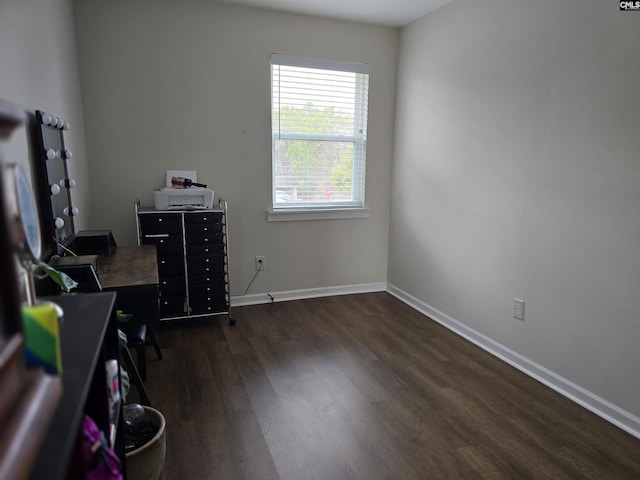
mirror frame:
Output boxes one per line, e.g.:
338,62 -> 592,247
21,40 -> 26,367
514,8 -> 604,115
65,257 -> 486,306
29,109 -> 76,260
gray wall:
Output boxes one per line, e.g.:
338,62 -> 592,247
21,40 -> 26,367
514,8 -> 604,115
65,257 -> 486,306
0,0 -> 91,233
390,0 -> 640,425
73,0 -> 398,299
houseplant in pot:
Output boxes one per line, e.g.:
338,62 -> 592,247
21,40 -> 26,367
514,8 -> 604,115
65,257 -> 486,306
123,402 -> 166,480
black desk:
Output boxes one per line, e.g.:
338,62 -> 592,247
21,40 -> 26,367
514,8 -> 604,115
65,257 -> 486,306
100,245 -> 159,406
99,245 -> 159,291
44,246 -> 159,405
99,245 -> 160,331
51,246 -> 159,405
99,245 -> 159,330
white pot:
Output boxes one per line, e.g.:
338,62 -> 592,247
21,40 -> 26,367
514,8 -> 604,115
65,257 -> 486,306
125,406 -> 166,480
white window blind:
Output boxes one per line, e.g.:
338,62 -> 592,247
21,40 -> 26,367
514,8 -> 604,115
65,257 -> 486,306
271,54 -> 369,210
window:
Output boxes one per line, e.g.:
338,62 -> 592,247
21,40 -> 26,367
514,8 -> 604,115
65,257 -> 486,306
271,54 -> 369,212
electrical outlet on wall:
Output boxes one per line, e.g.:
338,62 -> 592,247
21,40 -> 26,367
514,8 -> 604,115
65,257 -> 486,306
513,298 -> 525,321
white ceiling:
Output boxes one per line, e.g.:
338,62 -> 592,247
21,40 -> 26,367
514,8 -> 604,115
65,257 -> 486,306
214,0 -> 453,27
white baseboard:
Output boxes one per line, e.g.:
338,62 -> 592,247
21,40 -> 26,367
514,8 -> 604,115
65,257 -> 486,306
230,282 -> 387,307
386,283 -> 640,440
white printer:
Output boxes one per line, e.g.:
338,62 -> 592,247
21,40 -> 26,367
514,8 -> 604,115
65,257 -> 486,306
153,187 -> 214,210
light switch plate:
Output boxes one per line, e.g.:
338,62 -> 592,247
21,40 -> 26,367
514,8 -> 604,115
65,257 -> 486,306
513,298 -> 525,321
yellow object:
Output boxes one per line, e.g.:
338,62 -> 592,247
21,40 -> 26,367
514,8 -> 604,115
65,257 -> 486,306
21,303 -> 63,375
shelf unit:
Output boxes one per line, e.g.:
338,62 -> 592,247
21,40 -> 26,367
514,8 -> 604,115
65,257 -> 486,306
136,201 -> 233,325
0,100 -> 63,480
30,292 -> 126,479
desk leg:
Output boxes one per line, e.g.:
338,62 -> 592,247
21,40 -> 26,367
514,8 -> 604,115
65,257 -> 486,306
228,305 -> 236,326
121,345 -> 152,406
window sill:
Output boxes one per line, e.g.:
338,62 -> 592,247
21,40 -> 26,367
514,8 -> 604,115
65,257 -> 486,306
267,207 -> 370,222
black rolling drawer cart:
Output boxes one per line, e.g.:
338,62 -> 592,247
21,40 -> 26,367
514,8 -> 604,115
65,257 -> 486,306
135,201 -> 234,325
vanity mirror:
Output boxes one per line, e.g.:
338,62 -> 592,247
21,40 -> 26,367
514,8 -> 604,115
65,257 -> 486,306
30,109 -> 77,259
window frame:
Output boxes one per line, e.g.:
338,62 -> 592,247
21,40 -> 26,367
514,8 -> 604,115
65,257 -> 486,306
270,54 -> 370,219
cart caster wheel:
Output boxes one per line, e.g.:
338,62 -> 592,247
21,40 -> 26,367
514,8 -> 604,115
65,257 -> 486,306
229,318 -> 236,326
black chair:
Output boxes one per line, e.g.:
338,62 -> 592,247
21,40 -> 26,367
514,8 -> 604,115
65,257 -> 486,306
115,286 -> 163,383
118,320 -> 162,381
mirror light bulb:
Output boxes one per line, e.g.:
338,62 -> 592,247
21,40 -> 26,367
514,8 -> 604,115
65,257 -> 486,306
46,149 -> 56,160
68,179 -> 76,188
50,184 -> 60,195
71,207 -> 79,216
55,217 -> 65,229
65,149 -> 73,159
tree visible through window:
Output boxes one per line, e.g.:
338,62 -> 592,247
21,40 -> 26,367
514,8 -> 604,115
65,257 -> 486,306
271,54 -> 369,209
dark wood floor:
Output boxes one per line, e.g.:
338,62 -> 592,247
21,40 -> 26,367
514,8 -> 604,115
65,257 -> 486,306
142,292 -> 640,479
